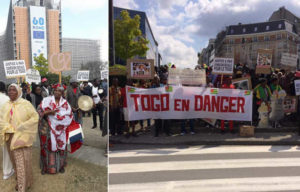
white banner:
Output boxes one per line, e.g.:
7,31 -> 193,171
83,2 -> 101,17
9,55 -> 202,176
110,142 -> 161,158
26,69 -> 41,84
30,6 -> 47,66
3,60 -> 26,78
295,80 -> 300,96
212,57 -> 234,74
77,71 -> 90,81
126,86 -> 252,121
101,70 -> 108,80
281,53 -> 298,67
168,68 -> 206,85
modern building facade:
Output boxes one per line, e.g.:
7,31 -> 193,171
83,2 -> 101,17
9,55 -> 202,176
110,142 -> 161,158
62,38 -> 101,78
0,0 -> 61,82
113,7 -> 160,67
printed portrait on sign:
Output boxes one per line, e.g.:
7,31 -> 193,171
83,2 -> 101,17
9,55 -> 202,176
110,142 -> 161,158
232,77 -> 252,90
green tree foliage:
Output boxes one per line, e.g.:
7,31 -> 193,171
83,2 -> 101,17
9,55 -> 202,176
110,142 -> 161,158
114,10 -> 149,62
33,54 -> 48,77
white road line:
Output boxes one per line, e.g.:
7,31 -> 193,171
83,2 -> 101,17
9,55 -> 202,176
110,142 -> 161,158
109,157 -> 300,173
109,176 -> 300,192
110,145 -> 300,158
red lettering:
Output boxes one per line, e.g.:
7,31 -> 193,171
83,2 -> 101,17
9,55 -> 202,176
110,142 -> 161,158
151,95 -> 160,111
141,95 -> 151,111
174,99 -> 181,111
204,95 -> 211,112
195,95 -> 203,111
211,96 -> 220,112
220,96 -> 229,112
182,100 -> 190,111
237,97 -> 245,113
229,97 -> 237,112
161,94 -> 169,111
130,94 -> 140,111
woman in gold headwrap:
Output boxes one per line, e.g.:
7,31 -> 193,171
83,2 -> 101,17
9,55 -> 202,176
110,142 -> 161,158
0,84 -> 38,192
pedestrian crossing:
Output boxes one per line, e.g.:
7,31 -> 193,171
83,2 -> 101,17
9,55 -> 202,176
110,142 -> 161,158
109,145 -> 300,192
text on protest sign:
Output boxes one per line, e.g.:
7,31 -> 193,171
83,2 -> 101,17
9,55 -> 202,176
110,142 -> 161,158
281,53 -> 298,68
212,58 -> 234,74
168,68 -> 206,85
101,70 -> 108,80
26,69 -> 41,84
77,71 -> 90,81
126,86 -> 253,121
295,80 -> 300,96
3,60 -> 27,78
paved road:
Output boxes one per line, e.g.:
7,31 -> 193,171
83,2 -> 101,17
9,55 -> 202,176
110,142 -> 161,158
109,144 -> 300,192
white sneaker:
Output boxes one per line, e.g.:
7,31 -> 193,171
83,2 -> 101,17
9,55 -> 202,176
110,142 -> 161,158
3,169 -> 14,180
190,132 -> 195,135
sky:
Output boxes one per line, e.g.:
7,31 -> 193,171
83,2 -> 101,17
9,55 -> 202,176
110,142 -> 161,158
0,0 -> 108,62
115,0 -> 300,69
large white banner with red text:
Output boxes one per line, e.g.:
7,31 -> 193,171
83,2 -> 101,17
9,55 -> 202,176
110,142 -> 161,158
126,86 -> 253,121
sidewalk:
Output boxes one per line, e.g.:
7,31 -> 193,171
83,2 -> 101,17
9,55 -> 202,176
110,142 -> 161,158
34,116 -> 107,166
110,120 -> 300,145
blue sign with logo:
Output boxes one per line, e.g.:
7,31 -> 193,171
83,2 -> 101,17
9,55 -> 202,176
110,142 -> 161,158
33,31 -> 45,39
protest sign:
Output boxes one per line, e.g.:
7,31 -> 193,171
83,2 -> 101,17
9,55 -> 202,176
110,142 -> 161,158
295,80 -> 300,96
101,70 -> 108,80
232,77 -> 252,90
212,57 -> 234,75
283,96 -> 297,113
168,68 -> 206,86
48,52 -> 71,73
127,59 -> 155,79
25,69 -> 41,84
126,86 -> 253,121
3,60 -> 26,78
256,49 -> 272,74
77,71 -> 89,81
281,53 -> 298,70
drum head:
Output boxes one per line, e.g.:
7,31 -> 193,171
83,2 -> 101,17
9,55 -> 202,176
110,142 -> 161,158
78,95 -> 94,111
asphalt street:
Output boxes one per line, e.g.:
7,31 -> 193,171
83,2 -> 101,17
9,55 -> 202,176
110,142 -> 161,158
109,144 -> 300,192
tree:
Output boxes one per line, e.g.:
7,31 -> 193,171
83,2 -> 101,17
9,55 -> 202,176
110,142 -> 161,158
114,10 -> 149,63
33,54 -> 48,76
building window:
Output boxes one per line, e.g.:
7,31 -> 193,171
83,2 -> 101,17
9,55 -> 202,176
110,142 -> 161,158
243,28 -> 246,33
229,39 -> 234,44
264,36 -> 270,41
254,27 -> 258,32
230,29 -> 234,34
278,24 -> 282,29
276,34 -> 282,40
253,36 -> 258,42
266,25 -> 270,30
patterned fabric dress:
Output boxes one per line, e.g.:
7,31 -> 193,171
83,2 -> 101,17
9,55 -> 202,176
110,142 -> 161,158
37,96 -> 73,174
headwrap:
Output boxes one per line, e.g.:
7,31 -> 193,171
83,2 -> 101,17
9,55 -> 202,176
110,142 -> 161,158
41,78 -> 48,83
8,84 -> 22,102
52,84 -> 66,92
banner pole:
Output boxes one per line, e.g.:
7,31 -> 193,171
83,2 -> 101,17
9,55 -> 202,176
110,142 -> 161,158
221,74 -> 224,87
59,71 -> 62,84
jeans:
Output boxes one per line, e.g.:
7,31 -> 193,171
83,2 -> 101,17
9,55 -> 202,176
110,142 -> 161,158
181,119 -> 194,133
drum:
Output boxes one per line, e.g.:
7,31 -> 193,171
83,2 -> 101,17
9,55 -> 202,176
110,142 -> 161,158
78,95 -> 94,111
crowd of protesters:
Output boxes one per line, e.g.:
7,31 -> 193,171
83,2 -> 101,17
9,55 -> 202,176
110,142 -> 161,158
109,63 -> 300,138
0,77 -> 107,191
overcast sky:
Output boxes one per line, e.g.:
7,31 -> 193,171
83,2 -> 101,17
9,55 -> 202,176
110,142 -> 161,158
115,0 -> 300,68
0,0 -> 108,62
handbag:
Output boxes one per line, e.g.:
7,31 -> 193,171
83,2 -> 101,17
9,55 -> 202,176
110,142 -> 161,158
67,120 -> 84,153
